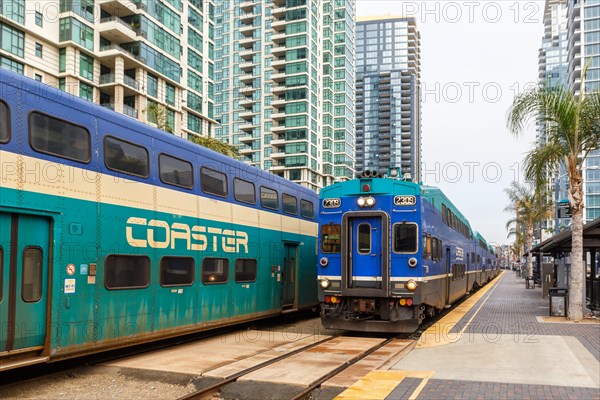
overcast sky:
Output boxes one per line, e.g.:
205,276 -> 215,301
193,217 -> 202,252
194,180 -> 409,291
356,0 -> 545,245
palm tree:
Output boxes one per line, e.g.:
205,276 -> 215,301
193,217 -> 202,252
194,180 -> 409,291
507,75 -> 600,321
504,181 -> 553,278
188,134 -> 239,158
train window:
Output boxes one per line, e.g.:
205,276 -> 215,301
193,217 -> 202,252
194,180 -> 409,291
471,252 -> 476,263
437,240 -> 443,260
282,194 -> 298,215
22,247 -> 42,302
300,200 -> 314,219
0,101 -> 9,143
104,136 -> 149,178
260,186 -> 279,210
235,258 -> 257,282
393,223 -> 418,253
234,178 -> 256,204
202,258 -> 229,284
357,223 -> 371,254
160,257 -> 194,287
201,167 -> 228,197
432,237 -> 438,260
29,112 -> 90,163
441,204 -> 447,224
321,223 -> 341,253
105,255 -> 150,290
477,255 -> 481,264
424,236 -> 432,259
159,154 -> 193,189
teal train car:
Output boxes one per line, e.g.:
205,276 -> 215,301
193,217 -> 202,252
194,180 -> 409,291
317,170 -> 499,333
0,70 -> 318,370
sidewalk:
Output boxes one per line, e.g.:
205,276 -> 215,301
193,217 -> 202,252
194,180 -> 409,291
336,272 -> 600,400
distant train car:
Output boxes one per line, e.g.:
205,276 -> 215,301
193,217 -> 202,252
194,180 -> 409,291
0,71 -> 318,370
317,170 -> 497,333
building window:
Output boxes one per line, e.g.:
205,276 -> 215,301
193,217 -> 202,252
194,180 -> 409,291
34,74 -> 42,82
35,11 -> 43,27
58,77 -> 66,91
59,48 -> 66,72
165,83 -> 175,106
35,42 -> 43,58
0,23 -> 25,58
0,0 -> 24,24
79,81 -> 93,101
0,55 -> 24,74
147,73 -> 158,98
79,53 -> 94,80
59,17 -> 94,51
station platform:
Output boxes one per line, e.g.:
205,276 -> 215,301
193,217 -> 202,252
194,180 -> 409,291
336,272 -> 600,400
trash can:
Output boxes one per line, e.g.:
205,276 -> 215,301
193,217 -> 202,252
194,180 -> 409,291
548,287 -> 568,317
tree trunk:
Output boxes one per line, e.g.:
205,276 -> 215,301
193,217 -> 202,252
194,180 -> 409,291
568,172 -> 584,321
526,226 -> 534,277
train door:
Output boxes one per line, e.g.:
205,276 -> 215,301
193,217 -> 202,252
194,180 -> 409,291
341,212 -> 389,297
282,243 -> 297,309
0,213 -> 50,355
445,247 -> 451,306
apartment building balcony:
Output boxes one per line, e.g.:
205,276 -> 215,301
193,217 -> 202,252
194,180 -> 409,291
272,32 -> 286,44
98,0 -> 139,16
239,97 -> 255,107
239,123 -> 257,133
123,104 -> 138,119
270,163 -> 286,172
271,45 -> 286,56
97,17 -> 137,44
240,11 -> 260,24
238,146 -> 255,155
240,110 -> 256,120
240,74 -> 258,84
238,135 -> 255,143
240,48 -> 254,60
240,25 -> 256,37
238,85 -> 256,95
272,19 -> 287,32
271,72 -> 286,83
100,103 -> 115,111
239,36 -> 257,49
97,44 -> 146,68
270,151 -> 286,159
99,73 -> 140,92
270,138 -> 286,146
240,1 -> 255,12
272,97 -> 286,106
272,86 -> 287,95
271,125 -> 286,133
271,58 -> 287,68
271,111 -> 286,121
239,61 -> 256,73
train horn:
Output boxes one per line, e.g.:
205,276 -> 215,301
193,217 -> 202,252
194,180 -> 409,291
363,170 -> 372,177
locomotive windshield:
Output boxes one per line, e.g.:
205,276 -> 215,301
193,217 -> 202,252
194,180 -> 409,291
321,223 -> 341,253
393,223 -> 418,253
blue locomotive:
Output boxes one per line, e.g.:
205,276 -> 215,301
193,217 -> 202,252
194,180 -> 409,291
317,170 -> 498,332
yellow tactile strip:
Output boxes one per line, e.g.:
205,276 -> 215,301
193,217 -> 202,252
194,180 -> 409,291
417,272 -> 505,349
334,370 -> 434,400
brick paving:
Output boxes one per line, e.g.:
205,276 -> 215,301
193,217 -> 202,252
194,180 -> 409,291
462,272 -> 600,361
408,272 -> 600,399
415,379 -> 600,400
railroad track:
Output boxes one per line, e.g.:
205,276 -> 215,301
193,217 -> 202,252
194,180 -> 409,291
176,334 -> 415,400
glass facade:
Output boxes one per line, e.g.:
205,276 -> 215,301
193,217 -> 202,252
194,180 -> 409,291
355,18 -> 421,181
213,0 -> 355,189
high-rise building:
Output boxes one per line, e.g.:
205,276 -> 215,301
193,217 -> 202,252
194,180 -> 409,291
213,0 -> 356,191
567,0 -> 600,223
0,0 -> 216,138
537,0 -> 569,237
354,16 -> 421,181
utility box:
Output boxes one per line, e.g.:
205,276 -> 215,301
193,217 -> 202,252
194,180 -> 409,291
542,263 -> 554,299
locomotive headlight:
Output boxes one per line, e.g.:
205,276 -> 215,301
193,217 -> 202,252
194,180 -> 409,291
320,278 -> 331,289
405,280 -> 418,291
357,197 -> 366,207
320,257 -> 329,267
408,257 -> 418,268
366,197 -> 376,207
